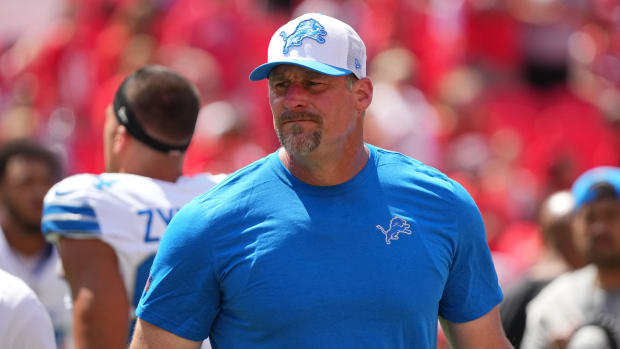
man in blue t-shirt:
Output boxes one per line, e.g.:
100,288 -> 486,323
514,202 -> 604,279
131,13 -> 513,349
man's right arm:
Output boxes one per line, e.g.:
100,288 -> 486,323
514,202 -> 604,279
130,318 -> 202,349
58,237 -> 129,349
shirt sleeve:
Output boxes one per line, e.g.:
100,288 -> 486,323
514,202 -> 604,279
136,197 -> 220,342
41,175 -> 103,241
438,179 -> 504,322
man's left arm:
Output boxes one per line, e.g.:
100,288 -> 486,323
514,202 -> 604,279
440,305 -> 514,349
440,180 -> 512,348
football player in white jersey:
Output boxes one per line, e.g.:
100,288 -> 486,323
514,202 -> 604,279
42,65 -> 224,349
0,140 -> 72,348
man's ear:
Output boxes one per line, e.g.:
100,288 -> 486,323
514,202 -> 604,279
353,78 -> 373,112
112,125 -> 129,154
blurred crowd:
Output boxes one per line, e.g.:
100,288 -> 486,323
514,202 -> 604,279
0,0 -> 619,290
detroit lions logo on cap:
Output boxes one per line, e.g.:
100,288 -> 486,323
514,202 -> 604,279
280,18 -> 327,55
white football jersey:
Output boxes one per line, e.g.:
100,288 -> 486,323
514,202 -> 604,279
41,172 -> 225,317
0,227 -> 72,348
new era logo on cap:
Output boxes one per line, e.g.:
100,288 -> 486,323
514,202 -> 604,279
249,13 -> 367,81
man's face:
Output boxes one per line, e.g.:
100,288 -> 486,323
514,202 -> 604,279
268,65 -> 359,156
573,198 -> 620,268
0,156 -> 56,231
103,105 -> 120,172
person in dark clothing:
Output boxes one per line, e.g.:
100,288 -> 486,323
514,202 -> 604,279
501,190 -> 586,348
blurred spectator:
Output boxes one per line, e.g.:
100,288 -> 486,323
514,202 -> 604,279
500,190 -> 587,348
0,0 -> 65,43
0,268 -> 56,349
0,139 -> 72,348
185,99 -> 267,175
0,101 -> 40,141
479,1 -> 617,191
365,46 -> 442,167
396,0 -> 468,96
521,167 -> 620,349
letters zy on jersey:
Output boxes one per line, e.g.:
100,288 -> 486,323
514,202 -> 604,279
139,207 -> 180,243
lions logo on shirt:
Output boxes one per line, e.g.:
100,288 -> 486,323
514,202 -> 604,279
376,217 -> 412,245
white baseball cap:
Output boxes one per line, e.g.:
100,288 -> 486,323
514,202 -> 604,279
249,13 -> 366,81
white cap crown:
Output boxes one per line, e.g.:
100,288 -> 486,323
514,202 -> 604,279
250,13 -> 366,81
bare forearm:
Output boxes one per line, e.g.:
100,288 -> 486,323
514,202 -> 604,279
72,287 -> 129,349
58,238 -> 131,349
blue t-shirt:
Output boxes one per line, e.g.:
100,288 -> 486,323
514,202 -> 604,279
136,145 -> 503,348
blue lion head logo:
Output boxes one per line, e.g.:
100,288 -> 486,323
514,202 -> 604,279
280,18 -> 327,55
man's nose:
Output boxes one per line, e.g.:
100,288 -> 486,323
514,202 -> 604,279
283,83 -> 309,110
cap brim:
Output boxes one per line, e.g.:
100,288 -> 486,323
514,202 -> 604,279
572,166 -> 620,209
249,60 -> 352,81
